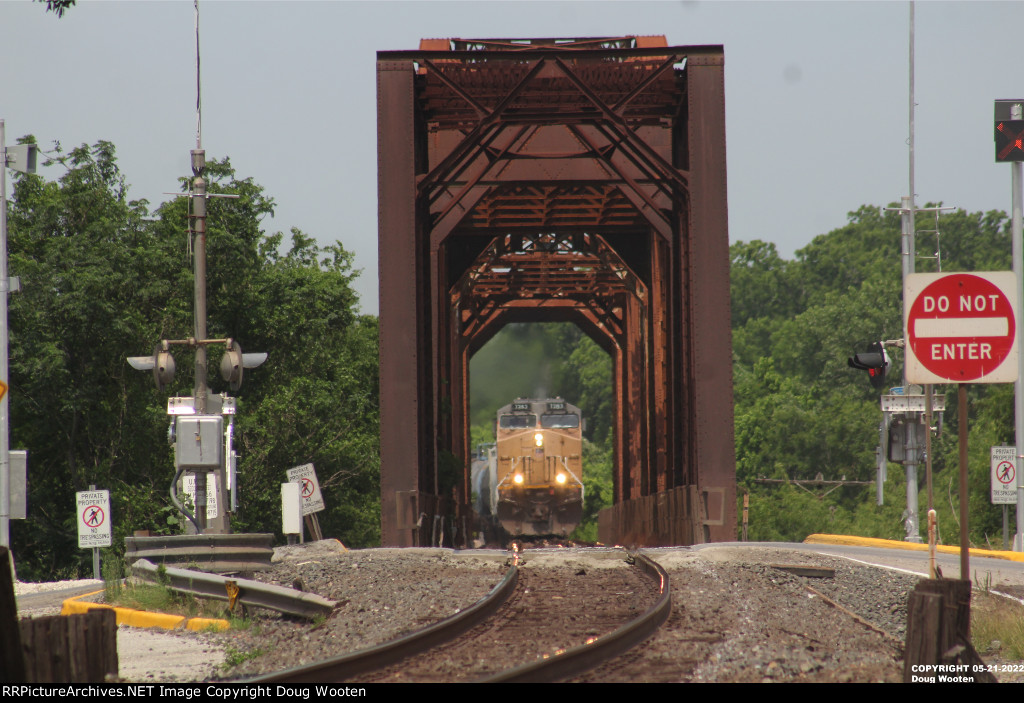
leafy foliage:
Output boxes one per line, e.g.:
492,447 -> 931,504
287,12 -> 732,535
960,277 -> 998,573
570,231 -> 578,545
7,141 -> 378,578
733,204 -> 1017,545
6,133 -> 1015,574
37,0 -> 76,18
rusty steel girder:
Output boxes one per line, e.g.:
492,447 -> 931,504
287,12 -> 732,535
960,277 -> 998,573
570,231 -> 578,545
377,36 -> 735,547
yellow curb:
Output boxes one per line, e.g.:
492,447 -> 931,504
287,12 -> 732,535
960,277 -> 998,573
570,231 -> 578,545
804,533 -> 1024,563
61,589 -> 230,631
186,617 -> 230,632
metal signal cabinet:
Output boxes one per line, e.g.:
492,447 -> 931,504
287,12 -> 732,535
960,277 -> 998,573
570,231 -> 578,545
175,416 -> 223,469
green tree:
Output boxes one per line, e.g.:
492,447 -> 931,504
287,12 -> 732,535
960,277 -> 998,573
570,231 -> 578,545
6,142 -> 379,578
149,158 -> 381,547
37,0 -> 75,18
7,140 -> 187,576
730,239 -> 796,328
732,203 -> 1018,545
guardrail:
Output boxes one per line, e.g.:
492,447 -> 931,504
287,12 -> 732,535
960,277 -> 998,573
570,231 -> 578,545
125,533 -> 275,573
131,559 -> 336,619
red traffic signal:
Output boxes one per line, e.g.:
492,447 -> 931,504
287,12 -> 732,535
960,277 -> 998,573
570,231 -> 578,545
848,341 -> 889,389
995,101 -> 1024,162
996,120 -> 1024,162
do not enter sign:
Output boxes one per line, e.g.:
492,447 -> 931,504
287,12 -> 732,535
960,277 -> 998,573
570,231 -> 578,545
905,272 -> 1019,384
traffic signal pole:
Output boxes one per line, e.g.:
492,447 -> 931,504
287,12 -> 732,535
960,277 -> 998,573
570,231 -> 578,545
899,197 -> 922,542
0,121 -> 9,552
902,6 -> 922,542
0,123 -> 35,554
1013,159 -> 1023,551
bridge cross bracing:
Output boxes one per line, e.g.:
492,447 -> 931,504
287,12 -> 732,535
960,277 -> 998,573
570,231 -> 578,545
377,36 -> 735,547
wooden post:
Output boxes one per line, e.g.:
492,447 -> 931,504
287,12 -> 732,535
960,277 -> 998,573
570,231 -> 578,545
904,591 -> 942,674
959,383 -> 970,580
0,545 -> 26,682
303,513 -> 323,542
903,578 -> 996,683
742,491 -> 749,541
19,609 -> 118,683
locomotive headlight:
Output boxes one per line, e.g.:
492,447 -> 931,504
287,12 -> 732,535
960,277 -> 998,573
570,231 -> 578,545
513,473 -> 524,485
556,473 -> 567,485
534,432 -> 544,447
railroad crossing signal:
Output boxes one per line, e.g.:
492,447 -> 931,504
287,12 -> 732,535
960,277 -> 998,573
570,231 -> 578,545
127,342 -> 176,391
219,338 -> 267,392
848,341 -> 889,389
995,101 -> 1024,162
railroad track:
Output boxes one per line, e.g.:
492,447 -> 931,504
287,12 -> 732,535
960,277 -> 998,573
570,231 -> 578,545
251,551 -> 670,684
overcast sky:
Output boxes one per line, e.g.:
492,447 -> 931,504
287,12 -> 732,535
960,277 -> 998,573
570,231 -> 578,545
3,0 -> 1021,314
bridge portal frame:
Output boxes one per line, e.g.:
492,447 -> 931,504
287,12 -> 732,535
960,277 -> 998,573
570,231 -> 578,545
377,37 -> 734,547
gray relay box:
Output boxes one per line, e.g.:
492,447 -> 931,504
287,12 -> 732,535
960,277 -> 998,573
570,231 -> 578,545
175,415 -> 223,468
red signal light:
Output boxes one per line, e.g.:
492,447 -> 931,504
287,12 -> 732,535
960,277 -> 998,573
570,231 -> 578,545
848,342 -> 889,390
995,119 -> 1024,162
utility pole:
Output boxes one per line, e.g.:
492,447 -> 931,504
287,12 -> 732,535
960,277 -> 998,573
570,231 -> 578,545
900,192 -> 920,541
1,120 -> 11,551
0,122 -> 35,551
903,3 -> 920,541
1015,153 -> 1023,552
997,100 -> 1024,550
127,1 -> 264,535
884,200 -> 951,542
876,5 -> 952,542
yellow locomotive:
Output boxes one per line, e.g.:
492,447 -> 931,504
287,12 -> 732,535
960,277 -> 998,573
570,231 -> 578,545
477,398 -> 584,537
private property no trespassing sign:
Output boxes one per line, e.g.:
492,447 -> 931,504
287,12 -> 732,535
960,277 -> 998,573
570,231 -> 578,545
904,271 -> 1019,384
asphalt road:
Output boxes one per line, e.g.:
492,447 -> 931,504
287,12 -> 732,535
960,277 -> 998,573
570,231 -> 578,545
15,583 -> 104,617
701,542 -> 1024,593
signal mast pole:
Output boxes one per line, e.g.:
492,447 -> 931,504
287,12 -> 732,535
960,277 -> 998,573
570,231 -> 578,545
129,1 -> 262,535
190,0 -> 213,530
884,4 -> 952,543
1013,130 -> 1024,551
992,102 -> 1024,549
902,3 -> 921,542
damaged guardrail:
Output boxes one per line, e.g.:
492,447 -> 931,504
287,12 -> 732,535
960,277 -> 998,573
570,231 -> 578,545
130,558 -> 336,619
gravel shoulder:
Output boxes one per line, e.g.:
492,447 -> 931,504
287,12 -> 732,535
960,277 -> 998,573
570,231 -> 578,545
601,546 -> 914,682
219,544 -> 510,680
220,543 -> 917,682
17,541 -> 1024,683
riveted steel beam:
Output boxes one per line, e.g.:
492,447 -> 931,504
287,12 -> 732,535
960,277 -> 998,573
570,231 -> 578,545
378,38 -> 734,548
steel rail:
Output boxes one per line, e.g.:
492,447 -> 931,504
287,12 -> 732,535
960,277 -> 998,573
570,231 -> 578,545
479,552 -> 671,683
249,562 -> 519,684
130,559 -> 336,619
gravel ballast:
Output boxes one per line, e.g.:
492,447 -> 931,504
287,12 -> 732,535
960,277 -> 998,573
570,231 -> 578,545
20,541 -> 1024,682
